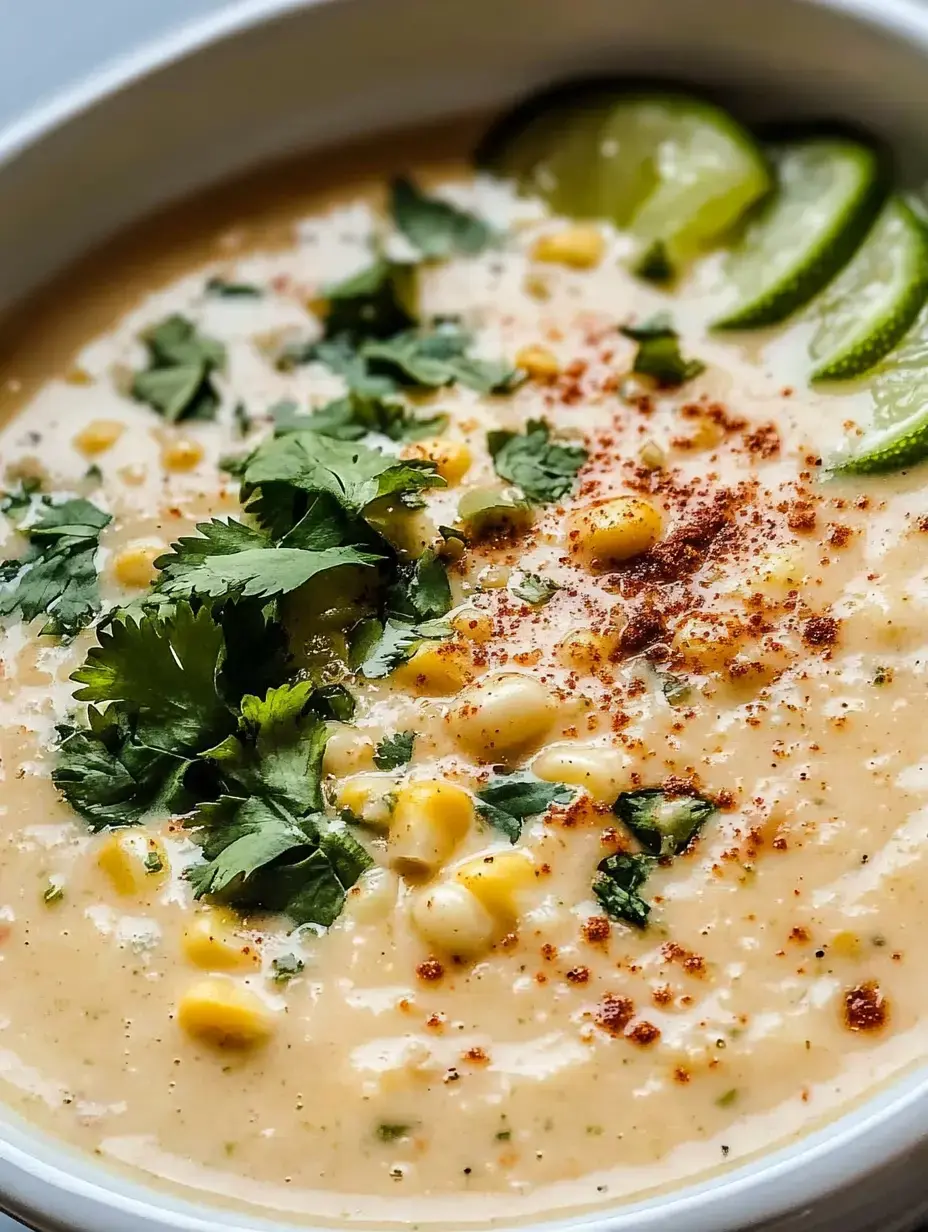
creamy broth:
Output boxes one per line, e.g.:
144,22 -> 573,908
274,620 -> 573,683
0,128 -> 925,1229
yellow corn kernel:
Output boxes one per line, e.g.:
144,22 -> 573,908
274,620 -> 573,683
454,848 -> 536,920
515,345 -> 560,380
161,438 -> 204,471
389,779 -> 475,879
531,226 -> 605,269
746,551 -> 804,597
568,496 -> 662,567
322,724 -> 376,777
532,741 -> 629,805
182,909 -> 260,971
410,881 -> 496,958
336,773 -> 399,829
177,978 -> 273,1047
452,607 -> 494,644
451,672 -> 555,762
830,930 -> 862,959
556,626 -> 622,672
74,419 -> 124,456
113,543 -> 163,589
674,613 -> 743,670
393,640 -> 473,696
97,832 -> 167,896
405,438 -> 472,486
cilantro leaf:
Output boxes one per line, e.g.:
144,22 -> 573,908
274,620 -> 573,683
363,325 -> 520,394
509,572 -> 560,606
390,177 -> 495,259
242,431 -> 444,524
374,730 -> 415,770
153,517 -> 381,603
476,774 -> 576,842
387,548 -> 452,621
131,314 -> 226,422
620,314 -> 706,388
276,337 -> 399,398
487,419 -> 586,504
321,257 -> 418,342
70,603 -> 230,752
272,953 -> 304,982
613,788 -> 715,856
359,617 -> 451,679
202,681 -> 328,815
0,476 -> 42,519
0,497 -> 111,636
205,276 -> 263,298
186,797 -> 372,927
593,852 -> 653,927
274,390 -> 447,443
53,706 -> 195,831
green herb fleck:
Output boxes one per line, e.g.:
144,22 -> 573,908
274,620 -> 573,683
487,419 -> 586,504
374,731 -> 416,771
872,665 -> 894,686
592,852 -> 653,927
271,953 -> 305,983
656,671 -> 692,706
0,476 -> 42,518
716,1088 -> 739,1108
476,774 -> 576,843
131,314 -> 226,422
0,497 -> 112,637
206,276 -> 263,298
43,880 -> 64,905
233,402 -> 253,437
613,788 -> 716,856
144,850 -> 164,874
376,1122 -> 413,1143
390,176 -> 495,259
509,572 -> 560,606
621,314 -> 705,388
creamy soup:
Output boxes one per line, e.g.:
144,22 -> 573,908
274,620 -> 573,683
0,115 -> 924,1230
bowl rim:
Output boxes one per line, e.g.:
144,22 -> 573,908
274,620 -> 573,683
1,0 -> 928,1229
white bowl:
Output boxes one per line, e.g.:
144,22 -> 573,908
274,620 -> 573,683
1,1 -> 927,1228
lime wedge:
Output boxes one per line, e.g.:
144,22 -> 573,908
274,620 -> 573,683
714,138 -> 886,330
476,85 -> 770,276
830,301 -> 928,474
809,197 -> 928,381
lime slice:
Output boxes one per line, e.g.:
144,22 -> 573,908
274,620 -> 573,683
713,138 -> 886,330
477,85 -> 770,275
830,301 -> 928,474
808,197 -> 928,381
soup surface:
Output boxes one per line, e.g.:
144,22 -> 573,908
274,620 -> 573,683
0,123 -> 925,1228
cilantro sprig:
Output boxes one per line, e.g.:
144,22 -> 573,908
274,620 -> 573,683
132,314 -> 226,422
488,419 -> 586,504
0,497 -> 111,636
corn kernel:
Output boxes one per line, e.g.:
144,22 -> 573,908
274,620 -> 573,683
161,438 -> 204,471
568,496 -> 662,567
454,848 -> 536,920
322,725 -> 376,777
336,773 -> 399,829
532,741 -> 629,805
97,832 -> 167,896
404,438 -> 472,486
830,930 -> 862,959
411,881 -> 496,958
389,779 -> 475,880
675,613 -> 744,670
177,978 -> 273,1047
182,908 -> 260,971
452,607 -> 494,644
113,543 -> 163,589
393,640 -> 473,695
515,345 -> 560,380
556,626 -> 621,671
532,226 -> 605,269
451,672 -> 555,762
74,419 -> 124,456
